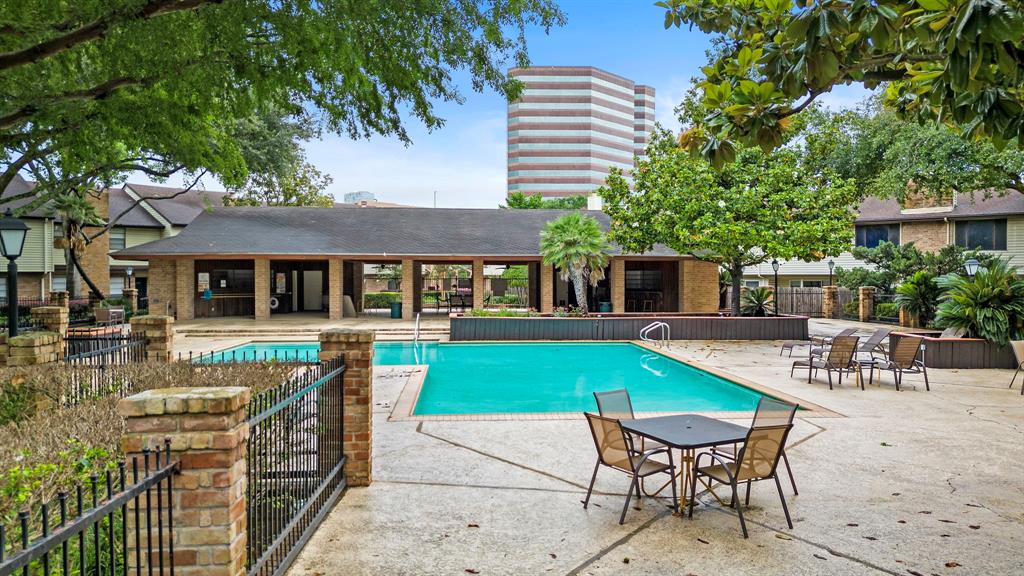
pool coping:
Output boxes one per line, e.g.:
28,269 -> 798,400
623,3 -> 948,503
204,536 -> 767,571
385,340 -> 840,421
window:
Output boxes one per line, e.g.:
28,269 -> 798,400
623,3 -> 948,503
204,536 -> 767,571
625,270 -> 662,291
855,224 -> 900,248
789,280 -> 802,288
0,278 -> 5,299
802,280 -> 823,288
109,227 -> 126,251
51,276 -> 66,292
109,276 -> 125,296
743,280 -> 761,289
955,219 -> 1007,250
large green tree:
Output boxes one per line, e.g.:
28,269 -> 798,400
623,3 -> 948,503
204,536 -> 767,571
539,213 -> 611,312
599,130 -> 858,315
0,0 -> 563,204
502,192 -> 587,209
659,0 -> 1024,167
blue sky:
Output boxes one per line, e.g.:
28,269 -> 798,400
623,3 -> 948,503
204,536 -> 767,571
151,0 -> 871,207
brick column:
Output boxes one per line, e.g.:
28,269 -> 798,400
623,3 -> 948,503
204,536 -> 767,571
400,259 -> 414,320
0,332 -> 61,366
319,329 -> 374,486
328,258 -> 344,320
175,259 -> 195,321
858,286 -> 875,322
31,305 -> 69,334
130,315 -> 175,362
899,308 -> 920,328
254,259 -> 270,321
123,288 -> 139,313
680,259 -> 720,313
118,387 -> 250,576
540,263 -> 554,313
49,291 -> 70,308
472,259 -> 485,310
822,285 -> 839,319
611,259 -> 625,313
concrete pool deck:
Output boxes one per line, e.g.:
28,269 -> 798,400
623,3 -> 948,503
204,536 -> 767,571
282,326 -> 1024,576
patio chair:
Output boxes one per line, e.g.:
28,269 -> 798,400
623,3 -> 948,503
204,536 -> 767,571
712,397 -> 799,495
938,326 -> 966,338
790,335 -> 862,390
688,423 -> 794,538
593,389 -> 665,452
810,327 -> 857,347
583,413 -> 678,524
1009,341 -> 1024,395
811,327 -> 891,360
871,336 -> 930,391
779,327 -> 855,357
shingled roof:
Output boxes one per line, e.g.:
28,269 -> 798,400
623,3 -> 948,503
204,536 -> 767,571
856,191 -> 1024,223
113,206 -> 679,259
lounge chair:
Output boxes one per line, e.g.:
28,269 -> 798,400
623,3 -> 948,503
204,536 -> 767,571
871,336 -> 930,391
593,389 -> 665,452
687,423 -> 794,538
583,413 -> 678,524
712,397 -> 799,495
780,327 -> 855,357
1009,341 -> 1024,395
791,335 -> 862,390
812,327 -> 891,359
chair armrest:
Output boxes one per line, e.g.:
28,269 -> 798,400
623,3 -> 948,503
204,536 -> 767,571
694,451 -> 738,483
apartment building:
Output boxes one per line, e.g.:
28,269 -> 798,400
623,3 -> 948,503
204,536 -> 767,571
743,192 -> 1024,288
507,66 -> 655,198
0,175 -> 226,303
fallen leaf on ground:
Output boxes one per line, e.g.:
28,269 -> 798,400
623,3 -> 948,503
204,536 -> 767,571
846,523 -> 859,527
945,562 -> 962,568
696,538 -> 709,545
897,520 -> 907,524
775,533 -> 792,540
622,558 -> 630,564
907,570 -> 925,576
465,570 -> 479,574
863,536 -> 878,541
968,525 -> 980,530
467,524 -> 479,528
549,554 -> 556,559
918,511 -> 932,514
965,503 -> 982,508
881,442 -> 893,447
813,554 -> 826,560
938,519 -> 956,523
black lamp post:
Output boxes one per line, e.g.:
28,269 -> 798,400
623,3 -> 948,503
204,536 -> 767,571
126,266 -> 134,289
771,259 -> 780,316
0,209 -> 29,337
827,258 -> 835,287
964,258 -> 980,279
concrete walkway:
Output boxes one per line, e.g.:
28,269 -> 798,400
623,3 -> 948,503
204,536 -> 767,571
285,330 -> 1024,576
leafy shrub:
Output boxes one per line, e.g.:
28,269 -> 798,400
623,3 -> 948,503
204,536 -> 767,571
895,271 -> 941,326
874,302 -> 898,320
935,258 -> 1024,346
740,287 -> 773,316
363,291 -> 401,308
842,301 -> 859,317
464,308 -> 538,317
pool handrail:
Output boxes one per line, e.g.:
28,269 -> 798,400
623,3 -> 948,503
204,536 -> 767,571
640,321 -> 670,348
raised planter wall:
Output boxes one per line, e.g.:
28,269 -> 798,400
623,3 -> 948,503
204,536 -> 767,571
890,331 -> 1017,369
450,314 -> 809,342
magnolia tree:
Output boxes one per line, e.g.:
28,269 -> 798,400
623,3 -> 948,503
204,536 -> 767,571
599,130 -> 858,315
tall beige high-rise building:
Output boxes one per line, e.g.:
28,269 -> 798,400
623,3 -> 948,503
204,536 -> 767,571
507,66 -> 655,198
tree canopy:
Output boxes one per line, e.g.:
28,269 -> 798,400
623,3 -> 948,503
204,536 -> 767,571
502,192 -> 588,209
659,0 -> 1024,167
599,129 -> 858,314
1,0 -> 563,204
835,240 -> 994,291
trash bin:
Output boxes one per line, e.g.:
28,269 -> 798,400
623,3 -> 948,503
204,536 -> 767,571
390,301 -> 403,319
599,301 -> 612,313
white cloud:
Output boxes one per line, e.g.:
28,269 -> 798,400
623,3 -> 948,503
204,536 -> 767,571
652,75 -> 694,134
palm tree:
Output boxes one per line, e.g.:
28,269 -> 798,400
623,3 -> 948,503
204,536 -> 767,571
539,213 -> 611,312
50,192 -> 106,300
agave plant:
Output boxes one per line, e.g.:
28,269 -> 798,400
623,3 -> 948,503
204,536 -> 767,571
740,287 -> 774,317
895,271 -> 941,327
935,258 -> 1024,347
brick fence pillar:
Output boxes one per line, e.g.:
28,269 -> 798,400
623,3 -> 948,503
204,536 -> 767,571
899,307 -> 920,328
130,314 -> 175,361
123,287 -> 139,313
31,305 -> 69,334
611,259 -> 625,313
49,290 -> 70,308
119,386 -> 250,576
540,263 -> 554,313
0,331 -> 61,366
319,329 -> 373,486
822,285 -> 839,319
471,259 -> 485,310
858,286 -> 875,322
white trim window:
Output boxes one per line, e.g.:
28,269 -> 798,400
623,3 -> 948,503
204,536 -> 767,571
109,276 -> 125,296
109,227 -> 126,251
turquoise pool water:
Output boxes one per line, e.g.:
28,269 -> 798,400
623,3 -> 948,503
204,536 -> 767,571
205,341 -> 769,415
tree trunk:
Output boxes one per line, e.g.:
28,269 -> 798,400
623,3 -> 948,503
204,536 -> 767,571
570,267 -> 588,312
730,262 -> 743,316
70,249 -> 105,301
63,245 -> 79,298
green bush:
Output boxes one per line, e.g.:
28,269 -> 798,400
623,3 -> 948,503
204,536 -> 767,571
464,308 -> 538,317
895,271 -> 941,326
363,291 -> 402,308
935,258 -> 1024,346
740,287 -> 773,316
842,301 -> 859,317
874,302 -> 898,320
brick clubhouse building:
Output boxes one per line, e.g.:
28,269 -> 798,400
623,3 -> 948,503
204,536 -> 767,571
113,206 -> 719,321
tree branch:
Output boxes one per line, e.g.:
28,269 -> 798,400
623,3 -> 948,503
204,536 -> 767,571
0,76 -> 145,130
0,0 -> 224,72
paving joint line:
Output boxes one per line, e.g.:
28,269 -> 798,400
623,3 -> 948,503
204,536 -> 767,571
563,509 -> 674,576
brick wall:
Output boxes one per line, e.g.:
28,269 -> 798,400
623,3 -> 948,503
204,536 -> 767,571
175,258 -> 195,321
611,259 -> 625,312
147,260 -> 177,317
902,188 -> 953,210
680,259 -> 719,313
901,220 -> 949,252
540,263 -> 554,313
328,258 -> 344,320
318,329 -> 373,486
401,259 -> 413,320
254,259 -> 270,320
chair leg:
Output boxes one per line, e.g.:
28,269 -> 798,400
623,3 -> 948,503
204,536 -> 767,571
620,476 -> 638,525
807,364 -> 812,383
733,481 -> 748,538
782,451 -> 798,495
922,365 -> 930,391
774,474 -> 793,529
745,480 -> 752,505
687,470 -> 699,519
826,369 -> 833,390
583,460 -> 600,509
1011,365 -> 1022,389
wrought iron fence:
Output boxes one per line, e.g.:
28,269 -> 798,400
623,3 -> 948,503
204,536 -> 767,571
184,348 -> 321,365
0,442 -> 178,576
246,358 -> 346,576
65,332 -> 146,365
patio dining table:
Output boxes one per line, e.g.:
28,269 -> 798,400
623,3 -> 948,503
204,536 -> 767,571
621,414 -> 749,509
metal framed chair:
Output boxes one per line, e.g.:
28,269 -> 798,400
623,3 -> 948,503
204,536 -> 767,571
583,413 -> 678,524
791,335 -> 862,389
780,328 -> 856,357
688,423 -> 794,538
871,335 -> 930,391
712,397 -> 799,495
1010,341 -> 1024,395
593,389 -> 665,452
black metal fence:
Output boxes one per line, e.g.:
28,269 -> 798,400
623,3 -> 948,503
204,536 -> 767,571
65,333 -> 146,365
187,348 -> 321,365
246,358 -> 346,576
0,442 -> 178,576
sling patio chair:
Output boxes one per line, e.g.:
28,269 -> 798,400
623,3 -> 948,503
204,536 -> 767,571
790,335 -> 862,390
593,389 -> 665,452
869,335 -> 930,391
712,397 -> 799,495
687,423 -> 794,538
780,327 -> 855,357
583,413 -> 679,524
811,327 -> 892,360
1009,341 -> 1024,395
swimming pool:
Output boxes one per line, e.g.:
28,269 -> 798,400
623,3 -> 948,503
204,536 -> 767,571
203,341 -> 773,415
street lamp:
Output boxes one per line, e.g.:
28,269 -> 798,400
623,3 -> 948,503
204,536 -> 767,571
126,266 -> 134,289
771,259 -> 780,316
964,258 -> 980,279
827,258 -> 835,287
0,209 -> 29,337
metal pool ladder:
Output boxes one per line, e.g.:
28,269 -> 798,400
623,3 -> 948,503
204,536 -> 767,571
640,321 -> 669,347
